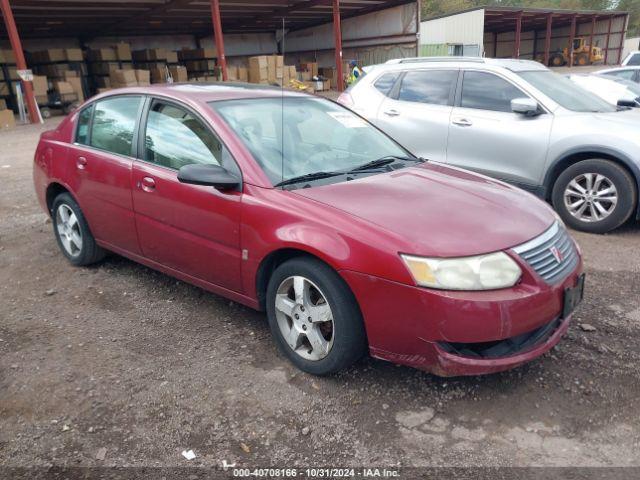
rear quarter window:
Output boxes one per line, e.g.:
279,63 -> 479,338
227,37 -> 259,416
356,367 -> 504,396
373,72 -> 400,96
90,96 -> 142,157
75,105 -> 93,145
627,53 -> 640,66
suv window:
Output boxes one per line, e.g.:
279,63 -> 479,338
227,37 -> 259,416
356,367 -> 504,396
75,105 -> 93,145
373,72 -> 400,96
461,71 -> 528,112
90,96 -> 142,156
397,70 -> 457,105
627,53 -> 640,66
144,100 -> 234,172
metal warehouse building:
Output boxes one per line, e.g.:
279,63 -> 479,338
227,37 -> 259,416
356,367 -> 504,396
419,6 -> 629,66
0,0 -> 419,125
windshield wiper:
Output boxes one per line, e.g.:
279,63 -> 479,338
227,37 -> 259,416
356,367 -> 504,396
347,155 -> 425,173
274,171 -> 344,188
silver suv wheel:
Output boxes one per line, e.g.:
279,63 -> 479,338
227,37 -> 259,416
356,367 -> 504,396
563,172 -> 618,223
274,275 -> 334,361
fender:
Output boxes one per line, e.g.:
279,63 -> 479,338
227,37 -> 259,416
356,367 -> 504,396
544,146 -> 640,219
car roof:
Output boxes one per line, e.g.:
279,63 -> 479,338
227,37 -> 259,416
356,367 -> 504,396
92,82 -> 311,104
383,56 -> 548,72
598,66 -> 640,72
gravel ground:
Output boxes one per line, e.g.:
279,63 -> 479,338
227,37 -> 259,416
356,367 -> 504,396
1,117 -> 640,474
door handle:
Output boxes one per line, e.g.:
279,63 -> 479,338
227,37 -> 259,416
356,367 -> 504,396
383,109 -> 401,117
452,118 -> 473,127
139,176 -> 156,192
76,156 -> 87,170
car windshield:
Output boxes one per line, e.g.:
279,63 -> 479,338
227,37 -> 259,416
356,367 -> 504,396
210,96 -> 410,186
518,71 -> 618,113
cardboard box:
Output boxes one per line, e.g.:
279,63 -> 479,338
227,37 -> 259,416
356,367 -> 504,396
0,49 -> 16,64
54,80 -> 74,95
32,75 -> 48,96
226,65 -> 238,81
238,67 -> 248,82
249,56 -> 268,83
35,94 -> 48,105
169,65 -> 188,82
0,109 -> 15,131
65,48 -> 83,62
63,70 -> 79,79
42,49 -> 65,63
96,88 -> 112,94
180,48 -> 216,60
299,62 -> 318,77
110,69 -> 138,87
134,69 -> 150,86
66,76 -> 84,102
7,67 -> 19,80
300,70 -> 313,82
90,62 -> 119,76
0,98 -> 6,110
89,48 -> 117,62
0,83 -> 9,96
166,51 -> 178,63
150,66 -> 166,83
115,43 -> 132,61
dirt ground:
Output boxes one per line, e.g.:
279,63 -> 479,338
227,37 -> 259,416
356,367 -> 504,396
1,117 -> 640,475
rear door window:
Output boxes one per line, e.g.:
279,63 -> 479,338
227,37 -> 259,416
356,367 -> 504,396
90,96 -> 142,157
460,71 -> 528,112
397,70 -> 457,105
373,72 -> 400,96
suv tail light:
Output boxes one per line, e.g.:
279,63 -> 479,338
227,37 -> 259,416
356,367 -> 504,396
337,92 -> 354,108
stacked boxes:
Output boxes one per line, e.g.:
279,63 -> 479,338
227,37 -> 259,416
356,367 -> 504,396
108,68 -> 151,89
248,56 -> 268,84
53,81 -> 78,102
32,75 -> 49,105
180,48 -> 217,77
168,65 -> 188,83
63,71 -> 85,102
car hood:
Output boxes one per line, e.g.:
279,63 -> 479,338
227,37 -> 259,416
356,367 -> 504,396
293,163 -> 555,257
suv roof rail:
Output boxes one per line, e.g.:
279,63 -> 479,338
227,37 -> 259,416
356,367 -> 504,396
385,56 -> 485,65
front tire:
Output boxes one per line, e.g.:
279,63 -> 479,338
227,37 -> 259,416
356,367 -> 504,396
266,257 -> 367,375
52,193 -> 106,265
552,159 -> 637,234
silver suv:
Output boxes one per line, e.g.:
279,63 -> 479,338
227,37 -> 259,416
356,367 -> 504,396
338,57 -> 640,234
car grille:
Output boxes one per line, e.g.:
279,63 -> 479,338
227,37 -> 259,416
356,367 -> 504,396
512,222 -> 578,285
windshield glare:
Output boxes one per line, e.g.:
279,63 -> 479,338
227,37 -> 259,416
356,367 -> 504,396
518,71 -> 618,113
211,97 -> 408,186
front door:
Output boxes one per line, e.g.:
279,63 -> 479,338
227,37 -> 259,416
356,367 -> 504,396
375,69 -> 458,162
446,70 -> 553,188
69,95 -> 143,254
131,99 -> 243,292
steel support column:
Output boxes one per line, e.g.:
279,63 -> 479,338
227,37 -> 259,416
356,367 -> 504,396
210,0 -> 227,81
618,15 -> 627,64
568,14 -> 577,68
0,0 -> 39,123
588,15 -> 596,64
333,0 -> 344,91
604,16 -> 612,64
544,13 -> 552,66
513,11 -> 522,59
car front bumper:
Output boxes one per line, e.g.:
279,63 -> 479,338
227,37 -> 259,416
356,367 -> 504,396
340,256 -> 583,377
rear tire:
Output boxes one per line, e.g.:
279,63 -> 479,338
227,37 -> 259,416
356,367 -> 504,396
266,257 -> 367,375
550,53 -> 565,67
552,159 -> 637,234
52,193 -> 106,266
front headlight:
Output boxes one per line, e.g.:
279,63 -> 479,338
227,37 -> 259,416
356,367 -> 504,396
401,252 -> 522,291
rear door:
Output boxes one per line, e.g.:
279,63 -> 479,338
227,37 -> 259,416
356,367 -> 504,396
374,69 -> 457,162
131,98 -> 243,292
69,95 -> 144,254
445,70 -> 553,188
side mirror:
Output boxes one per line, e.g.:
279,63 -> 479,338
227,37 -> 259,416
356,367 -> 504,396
511,97 -> 540,116
177,164 -> 240,190
617,97 -> 638,108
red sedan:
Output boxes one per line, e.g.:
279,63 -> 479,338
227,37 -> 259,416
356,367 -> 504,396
33,84 -> 584,376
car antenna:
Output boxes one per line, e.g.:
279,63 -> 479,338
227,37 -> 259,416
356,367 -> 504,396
280,16 -> 285,186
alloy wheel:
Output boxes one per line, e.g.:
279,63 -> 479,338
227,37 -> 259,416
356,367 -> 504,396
56,204 -> 83,257
274,275 -> 335,361
563,172 -> 618,223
